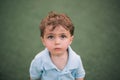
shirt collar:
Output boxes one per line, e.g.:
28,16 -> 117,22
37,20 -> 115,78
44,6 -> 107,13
42,48 -> 56,70
43,46 -> 78,71
65,46 -> 78,70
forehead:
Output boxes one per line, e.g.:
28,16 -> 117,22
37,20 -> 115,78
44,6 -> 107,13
44,25 -> 70,34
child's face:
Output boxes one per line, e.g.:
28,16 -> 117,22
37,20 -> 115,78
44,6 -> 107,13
41,25 -> 74,56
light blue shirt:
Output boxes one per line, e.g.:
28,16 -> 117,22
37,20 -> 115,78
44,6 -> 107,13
29,46 -> 85,80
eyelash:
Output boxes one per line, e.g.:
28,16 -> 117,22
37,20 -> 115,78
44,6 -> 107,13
60,35 -> 67,38
47,35 -> 67,40
47,35 -> 54,39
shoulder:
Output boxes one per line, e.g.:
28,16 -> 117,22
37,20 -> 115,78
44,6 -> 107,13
68,46 -> 83,67
34,49 -> 48,59
29,49 -> 49,79
67,47 -> 85,78
34,48 -> 49,60
30,48 -> 49,67
68,46 -> 81,60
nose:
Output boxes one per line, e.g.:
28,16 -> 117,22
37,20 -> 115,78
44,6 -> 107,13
55,38 -> 61,45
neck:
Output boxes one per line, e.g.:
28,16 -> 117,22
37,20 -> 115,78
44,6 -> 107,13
50,51 -> 69,70
50,50 -> 68,58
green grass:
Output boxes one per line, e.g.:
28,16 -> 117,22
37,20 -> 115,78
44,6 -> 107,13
0,0 -> 120,80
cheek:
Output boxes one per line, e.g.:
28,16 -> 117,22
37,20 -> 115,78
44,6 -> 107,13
63,40 -> 72,46
66,39 -> 72,44
43,41 -> 53,47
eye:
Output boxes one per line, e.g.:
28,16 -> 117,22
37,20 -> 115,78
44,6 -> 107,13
47,35 -> 54,39
60,35 -> 67,39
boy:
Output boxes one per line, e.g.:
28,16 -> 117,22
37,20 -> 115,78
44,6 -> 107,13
29,11 -> 85,80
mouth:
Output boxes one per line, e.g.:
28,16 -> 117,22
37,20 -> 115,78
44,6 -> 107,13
54,48 -> 61,50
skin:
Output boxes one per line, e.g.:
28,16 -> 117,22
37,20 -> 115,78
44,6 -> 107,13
41,25 -> 73,57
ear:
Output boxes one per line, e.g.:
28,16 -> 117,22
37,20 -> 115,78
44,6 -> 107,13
41,37 -> 45,46
70,36 -> 74,45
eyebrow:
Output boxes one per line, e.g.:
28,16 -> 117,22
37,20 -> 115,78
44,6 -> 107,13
46,33 -> 54,35
46,32 -> 67,36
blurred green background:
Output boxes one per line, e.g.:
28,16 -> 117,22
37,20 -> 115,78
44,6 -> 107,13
0,0 -> 120,80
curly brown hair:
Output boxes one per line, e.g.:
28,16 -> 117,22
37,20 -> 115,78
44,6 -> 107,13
39,11 -> 74,37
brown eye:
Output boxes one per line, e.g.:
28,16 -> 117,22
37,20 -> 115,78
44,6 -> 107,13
47,35 -> 54,39
60,35 -> 67,39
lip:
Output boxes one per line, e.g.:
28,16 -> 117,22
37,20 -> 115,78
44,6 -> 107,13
54,48 -> 61,50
